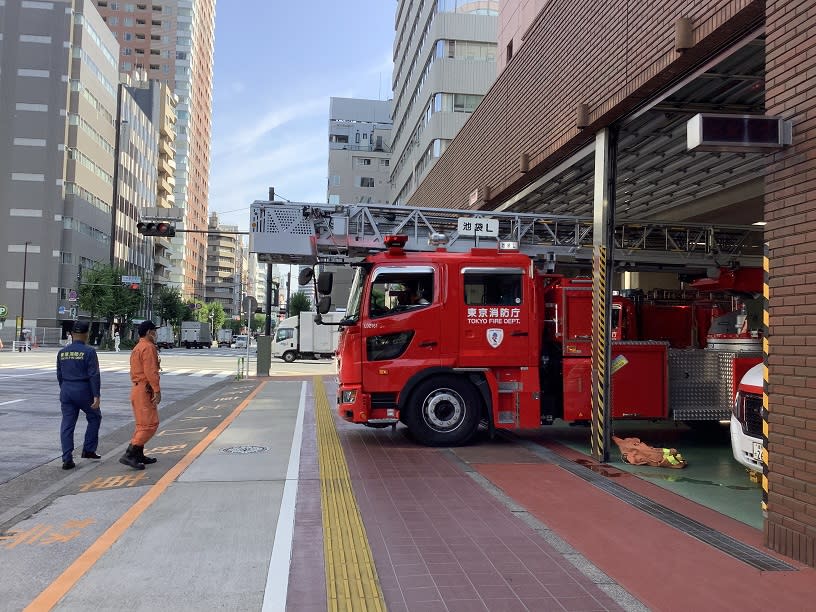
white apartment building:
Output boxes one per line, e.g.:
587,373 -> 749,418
390,0 -> 499,205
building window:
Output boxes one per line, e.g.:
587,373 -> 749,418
506,40 -> 513,62
360,177 -> 375,188
330,175 -> 340,186
356,158 -> 372,166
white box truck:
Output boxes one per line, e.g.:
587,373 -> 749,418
156,325 -> 175,349
217,328 -> 233,347
272,312 -> 342,362
181,321 -> 212,349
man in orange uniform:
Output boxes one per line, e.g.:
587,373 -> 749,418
120,320 -> 162,470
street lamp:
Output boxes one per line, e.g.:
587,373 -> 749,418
19,241 -> 31,342
209,310 -> 214,336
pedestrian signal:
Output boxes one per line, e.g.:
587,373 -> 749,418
137,222 -> 176,237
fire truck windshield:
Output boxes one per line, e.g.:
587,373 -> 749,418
344,266 -> 368,323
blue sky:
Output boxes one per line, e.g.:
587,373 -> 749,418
209,1 -> 395,231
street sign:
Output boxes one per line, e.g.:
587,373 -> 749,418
69,307 -> 77,319
457,217 -> 499,237
243,296 -> 258,317
121,275 -> 142,284
58,306 -> 66,315
0,304 -> 7,318
68,290 -> 78,302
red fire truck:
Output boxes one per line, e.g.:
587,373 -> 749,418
250,201 -> 764,446
322,236 -> 760,445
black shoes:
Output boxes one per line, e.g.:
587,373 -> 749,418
81,451 -> 101,459
62,460 -> 75,470
119,444 -> 145,470
135,445 -> 157,465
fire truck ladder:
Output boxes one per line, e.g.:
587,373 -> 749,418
250,201 -> 763,271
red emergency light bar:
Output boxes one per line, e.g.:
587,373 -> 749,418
383,234 -> 408,248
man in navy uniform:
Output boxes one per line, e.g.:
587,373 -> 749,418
56,321 -> 102,470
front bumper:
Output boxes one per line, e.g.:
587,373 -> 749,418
336,386 -> 399,424
730,415 -> 762,473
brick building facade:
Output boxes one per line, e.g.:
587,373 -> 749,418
408,0 -> 816,566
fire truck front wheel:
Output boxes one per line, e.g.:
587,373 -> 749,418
406,376 -> 480,446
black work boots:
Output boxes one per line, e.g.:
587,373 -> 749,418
118,444 -> 157,470
119,444 -> 146,470
136,445 -> 157,464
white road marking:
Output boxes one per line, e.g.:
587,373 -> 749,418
261,380 -> 306,611
0,399 -> 24,405
163,369 -> 194,376
189,370 -> 214,377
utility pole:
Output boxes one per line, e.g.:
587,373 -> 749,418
265,187 -> 275,335
18,241 -> 31,342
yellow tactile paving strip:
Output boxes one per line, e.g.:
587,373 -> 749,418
314,377 -> 386,612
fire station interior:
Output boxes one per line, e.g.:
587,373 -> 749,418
490,34 -> 768,528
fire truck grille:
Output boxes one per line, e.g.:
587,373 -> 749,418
371,393 -> 398,409
743,395 -> 763,438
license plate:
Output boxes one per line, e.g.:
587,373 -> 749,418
752,441 -> 763,462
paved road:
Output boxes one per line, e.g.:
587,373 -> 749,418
0,347 -> 335,489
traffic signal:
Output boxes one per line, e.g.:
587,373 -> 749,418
137,221 -> 176,237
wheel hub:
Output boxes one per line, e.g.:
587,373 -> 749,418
423,389 -> 463,432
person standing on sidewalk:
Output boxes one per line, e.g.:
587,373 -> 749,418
120,320 -> 161,470
56,321 -> 102,470
114,330 -> 120,352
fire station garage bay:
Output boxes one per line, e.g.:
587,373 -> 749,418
402,2 -> 814,567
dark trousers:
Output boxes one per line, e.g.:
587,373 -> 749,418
60,389 -> 101,462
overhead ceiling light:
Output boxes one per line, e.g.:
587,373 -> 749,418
752,221 -> 767,226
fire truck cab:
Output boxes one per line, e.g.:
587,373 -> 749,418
336,239 -> 541,445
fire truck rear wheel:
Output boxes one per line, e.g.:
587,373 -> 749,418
406,376 -> 480,446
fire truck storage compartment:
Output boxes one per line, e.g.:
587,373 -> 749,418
562,341 -> 668,421
667,349 -> 761,421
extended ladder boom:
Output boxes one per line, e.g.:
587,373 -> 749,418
250,200 -> 763,271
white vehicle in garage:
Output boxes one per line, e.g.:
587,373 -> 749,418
731,363 -> 764,473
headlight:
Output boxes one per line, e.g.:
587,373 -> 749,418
340,390 -> 357,404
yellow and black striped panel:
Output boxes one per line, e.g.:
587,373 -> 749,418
314,377 -> 386,612
762,245 -> 770,513
591,245 -> 608,460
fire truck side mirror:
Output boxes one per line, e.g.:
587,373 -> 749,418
317,295 -> 331,314
298,267 -> 314,286
317,271 -> 333,296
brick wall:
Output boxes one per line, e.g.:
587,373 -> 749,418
764,0 -> 816,568
410,0 -> 762,209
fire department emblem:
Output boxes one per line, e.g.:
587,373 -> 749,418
487,328 -> 504,348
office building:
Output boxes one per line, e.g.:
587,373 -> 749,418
129,78 -> 178,292
112,78 -> 159,294
204,212 -> 242,319
389,0 -> 499,205
328,97 -> 392,205
0,0 -> 119,339
95,0 -> 216,300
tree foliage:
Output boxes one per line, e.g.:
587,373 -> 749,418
77,264 -> 143,336
153,286 -> 187,327
203,301 -> 227,331
288,291 -> 312,317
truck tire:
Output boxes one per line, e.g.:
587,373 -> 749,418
184,342 -> 189,349
405,376 -> 480,446
283,351 -> 297,363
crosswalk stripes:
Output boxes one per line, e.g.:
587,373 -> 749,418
0,363 -> 233,378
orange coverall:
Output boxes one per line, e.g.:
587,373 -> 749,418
129,337 -> 161,445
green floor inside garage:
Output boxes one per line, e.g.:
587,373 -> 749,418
537,420 -> 764,529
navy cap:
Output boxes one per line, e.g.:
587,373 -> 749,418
72,321 -> 90,333
138,320 -> 158,336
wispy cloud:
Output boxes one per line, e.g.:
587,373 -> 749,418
224,97 -> 329,153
